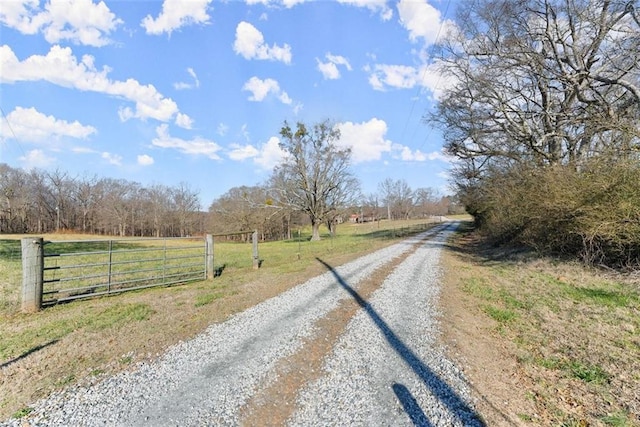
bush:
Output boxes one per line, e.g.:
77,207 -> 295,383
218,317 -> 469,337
471,159 -> 640,268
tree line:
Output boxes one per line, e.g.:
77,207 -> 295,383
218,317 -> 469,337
0,164 -> 202,237
208,177 -> 457,242
431,0 -> 640,267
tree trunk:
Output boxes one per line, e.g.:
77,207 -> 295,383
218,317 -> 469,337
311,221 -> 321,241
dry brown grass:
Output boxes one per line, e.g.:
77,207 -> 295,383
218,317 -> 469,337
440,222 -> 640,426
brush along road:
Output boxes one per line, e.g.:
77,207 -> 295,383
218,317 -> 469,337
3,222 -> 482,426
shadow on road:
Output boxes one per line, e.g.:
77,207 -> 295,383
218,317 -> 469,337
316,257 -> 485,427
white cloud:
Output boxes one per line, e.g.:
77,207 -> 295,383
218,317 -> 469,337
317,53 -> 352,80
245,0 -> 306,8
151,124 -> 222,160
337,0 -> 393,21
20,149 -> 55,169
101,151 -> 122,166
174,67 -> 200,90
0,106 -> 96,142
137,154 -> 154,166
367,62 -> 449,98
175,113 -> 194,129
141,0 -> 212,35
233,21 -> 292,64
394,145 -> 450,162
397,0 -> 455,44
254,136 -> 288,170
1,44 -> 183,123
226,136 -> 287,170
0,0 -> 122,47
71,146 -> 97,154
336,118 -> 393,163
228,143 -> 259,161
242,76 -> 292,104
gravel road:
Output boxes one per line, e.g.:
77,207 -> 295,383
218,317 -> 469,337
3,222 -> 483,426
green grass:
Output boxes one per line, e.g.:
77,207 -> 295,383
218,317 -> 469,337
194,292 -> 224,307
0,302 -> 154,362
567,361 -> 609,384
11,407 -> 33,419
600,412 -> 635,426
483,305 -> 518,323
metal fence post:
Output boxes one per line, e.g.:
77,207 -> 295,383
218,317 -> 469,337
252,230 -> 259,270
206,234 -> 214,279
21,237 -> 44,312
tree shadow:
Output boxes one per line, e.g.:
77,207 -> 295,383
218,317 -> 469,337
316,257 -> 485,426
392,383 -> 433,427
0,339 -> 60,369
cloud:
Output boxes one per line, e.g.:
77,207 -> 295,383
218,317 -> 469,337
175,113 -> 194,129
151,124 -> 222,160
367,62 -> 449,98
397,0 -> 455,44
137,154 -> 154,166
101,151 -> 123,166
337,0 -> 393,21
254,136 -> 288,170
141,0 -> 212,35
1,44 -> 184,123
174,67 -> 200,90
245,0 -> 306,8
0,106 -> 96,143
228,143 -> 259,161
336,118 -> 393,163
19,149 -> 56,169
316,53 -> 352,80
0,0 -> 122,47
226,136 -> 288,170
233,21 -> 292,64
242,76 -> 292,104
393,145 -> 451,162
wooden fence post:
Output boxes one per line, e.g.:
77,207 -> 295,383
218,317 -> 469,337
21,237 -> 44,312
252,230 -> 259,270
206,234 -> 214,280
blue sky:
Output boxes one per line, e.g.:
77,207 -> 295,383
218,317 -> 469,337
0,0 -> 457,207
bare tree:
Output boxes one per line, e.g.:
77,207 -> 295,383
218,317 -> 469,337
430,0 -> 640,182
171,182 -> 201,237
378,178 -> 413,220
271,120 -> 360,241
414,187 -> 441,218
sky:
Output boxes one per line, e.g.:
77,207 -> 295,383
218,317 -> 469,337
0,0 -> 458,208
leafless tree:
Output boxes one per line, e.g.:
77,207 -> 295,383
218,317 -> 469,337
271,120 -> 361,241
430,0 -> 640,184
378,178 -> 414,220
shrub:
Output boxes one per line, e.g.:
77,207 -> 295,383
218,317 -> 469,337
471,158 -> 640,268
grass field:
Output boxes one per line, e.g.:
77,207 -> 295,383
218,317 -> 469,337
0,218 -> 445,419
442,223 -> 640,426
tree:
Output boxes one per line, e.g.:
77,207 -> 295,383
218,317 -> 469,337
378,178 -> 413,220
414,187 -> 441,217
430,0 -> 640,187
271,120 -> 360,241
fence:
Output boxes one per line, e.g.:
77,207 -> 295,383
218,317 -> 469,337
21,231 -> 259,311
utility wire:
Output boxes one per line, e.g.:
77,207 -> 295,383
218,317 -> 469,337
398,0 -> 452,154
0,106 -> 27,158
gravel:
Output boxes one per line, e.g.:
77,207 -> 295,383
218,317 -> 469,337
2,222 -> 481,427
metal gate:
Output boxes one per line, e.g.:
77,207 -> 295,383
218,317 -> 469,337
42,237 -> 206,305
